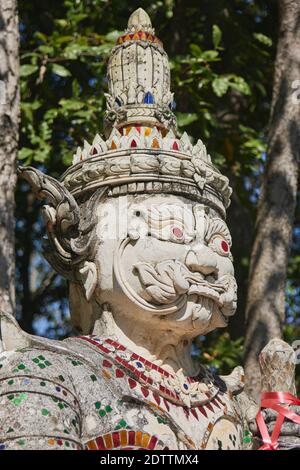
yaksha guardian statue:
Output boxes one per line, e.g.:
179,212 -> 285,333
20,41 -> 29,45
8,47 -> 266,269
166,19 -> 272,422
0,8 -> 298,451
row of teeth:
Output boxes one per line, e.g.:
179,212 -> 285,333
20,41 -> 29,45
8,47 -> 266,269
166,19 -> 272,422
72,128 -> 212,165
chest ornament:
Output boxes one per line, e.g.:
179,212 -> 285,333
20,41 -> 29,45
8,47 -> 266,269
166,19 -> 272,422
78,336 -> 224,408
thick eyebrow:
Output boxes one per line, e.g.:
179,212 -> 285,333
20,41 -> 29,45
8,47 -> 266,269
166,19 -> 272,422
204,216 -> 232,245
147,205 -> 194,226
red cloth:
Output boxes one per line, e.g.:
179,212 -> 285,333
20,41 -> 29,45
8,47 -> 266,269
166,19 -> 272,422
256,392 -> 300,450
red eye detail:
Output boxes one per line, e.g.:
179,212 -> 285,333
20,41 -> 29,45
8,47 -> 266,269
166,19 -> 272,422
172,227 -> 183,239
221,240 -> 229,252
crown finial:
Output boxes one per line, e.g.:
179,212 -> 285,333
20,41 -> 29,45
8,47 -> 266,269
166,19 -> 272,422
104,8 -> 176,135
127,8 -> 152,30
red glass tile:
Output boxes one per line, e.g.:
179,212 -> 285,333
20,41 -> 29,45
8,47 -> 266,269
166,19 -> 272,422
212,398 -> 220,409
91,147 -> 98,155
130,139 -> 137,148
128,431 -> 135,446
96,436 -> 105,450
143,359 -> 152,367
131,353 -> 139,360
128,378 -> 137,389
191,408 -> 198,421
205,403 -> 214,412
163,399 -> 170,411
197,406 -> 207,417
172,141 -> 179,150
147,436 -> 158,450
115,368 -> 124,378
141,387 -> 149,398
102,359 -> 112,368
112,432 -> 120,448
153,394 -> 160,406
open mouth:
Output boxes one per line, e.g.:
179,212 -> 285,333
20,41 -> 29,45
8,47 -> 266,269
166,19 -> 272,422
134,259 -> 237,320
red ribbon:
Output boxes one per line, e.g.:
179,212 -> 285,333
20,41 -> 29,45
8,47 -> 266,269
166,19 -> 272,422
256,392 -> 300,450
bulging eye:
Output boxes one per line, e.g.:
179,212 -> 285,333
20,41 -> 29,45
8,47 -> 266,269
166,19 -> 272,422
171,226 -> 184,241
210,236 -> 230,256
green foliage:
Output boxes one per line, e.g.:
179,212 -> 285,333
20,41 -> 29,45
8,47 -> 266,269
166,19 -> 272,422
195,332 -> 244,375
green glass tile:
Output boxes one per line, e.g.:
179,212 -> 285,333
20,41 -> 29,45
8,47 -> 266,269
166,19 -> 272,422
38,355 -> 45,360
90,374 -> 97,382
65,441 -> 70,447
58,402 -> 64,410
105,405 -> 112,413
0,364 -> 3,369
17,439 -> 25,446
58,375 -> 65,382
7,428 -> 14,433
157,416 -> 166,424
18,364 -> 25,370
13,399 -> 21,406
95,401 -> 101,409
44,361 -> 51,366
32,358 -> 39,364
7,394 -> 14,400
8,380 -> 14,385
38,364 -> 46,369
41,408 -> 49,416
99,409 -> 106,417
40,381 -> 46,387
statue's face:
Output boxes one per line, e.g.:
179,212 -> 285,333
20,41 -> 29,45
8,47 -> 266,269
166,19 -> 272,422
95,194 -> 237,338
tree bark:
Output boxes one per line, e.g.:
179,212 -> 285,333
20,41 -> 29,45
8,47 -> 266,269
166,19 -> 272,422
0,0 -> 19,315
244,0 -> 300,401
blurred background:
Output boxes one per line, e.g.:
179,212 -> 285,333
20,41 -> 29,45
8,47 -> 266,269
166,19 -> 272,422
16,0 -> 299,383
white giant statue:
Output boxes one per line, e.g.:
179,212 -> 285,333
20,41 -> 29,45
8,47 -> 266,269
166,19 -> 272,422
0,8 -> 298,451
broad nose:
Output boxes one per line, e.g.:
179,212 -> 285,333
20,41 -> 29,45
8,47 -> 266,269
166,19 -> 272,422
185,244 -> 218,275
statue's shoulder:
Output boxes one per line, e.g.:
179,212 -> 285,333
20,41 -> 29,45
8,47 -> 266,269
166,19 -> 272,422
0,311 -> 90,379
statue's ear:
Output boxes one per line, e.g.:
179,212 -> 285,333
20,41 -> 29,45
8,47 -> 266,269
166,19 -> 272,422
78,261 -> 98,301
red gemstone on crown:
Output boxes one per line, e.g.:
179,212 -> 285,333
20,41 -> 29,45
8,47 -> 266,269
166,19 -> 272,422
172,141 -> 179,151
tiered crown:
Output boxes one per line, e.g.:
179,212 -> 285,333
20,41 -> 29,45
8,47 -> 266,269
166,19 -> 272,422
61,8 -> 232,219
103,8 -> 176,135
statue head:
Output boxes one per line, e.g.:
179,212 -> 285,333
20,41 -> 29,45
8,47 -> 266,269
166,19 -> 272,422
19,9 -> 236,341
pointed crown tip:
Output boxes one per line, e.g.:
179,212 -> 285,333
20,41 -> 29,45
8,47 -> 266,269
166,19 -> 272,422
128,8 -> 152,29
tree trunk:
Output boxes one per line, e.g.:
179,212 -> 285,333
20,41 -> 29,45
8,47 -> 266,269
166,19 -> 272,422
244,0 -> 300,402
0,0 -> 19,316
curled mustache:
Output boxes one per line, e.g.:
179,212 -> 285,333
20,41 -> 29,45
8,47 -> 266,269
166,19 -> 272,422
134,259 -> 237,317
